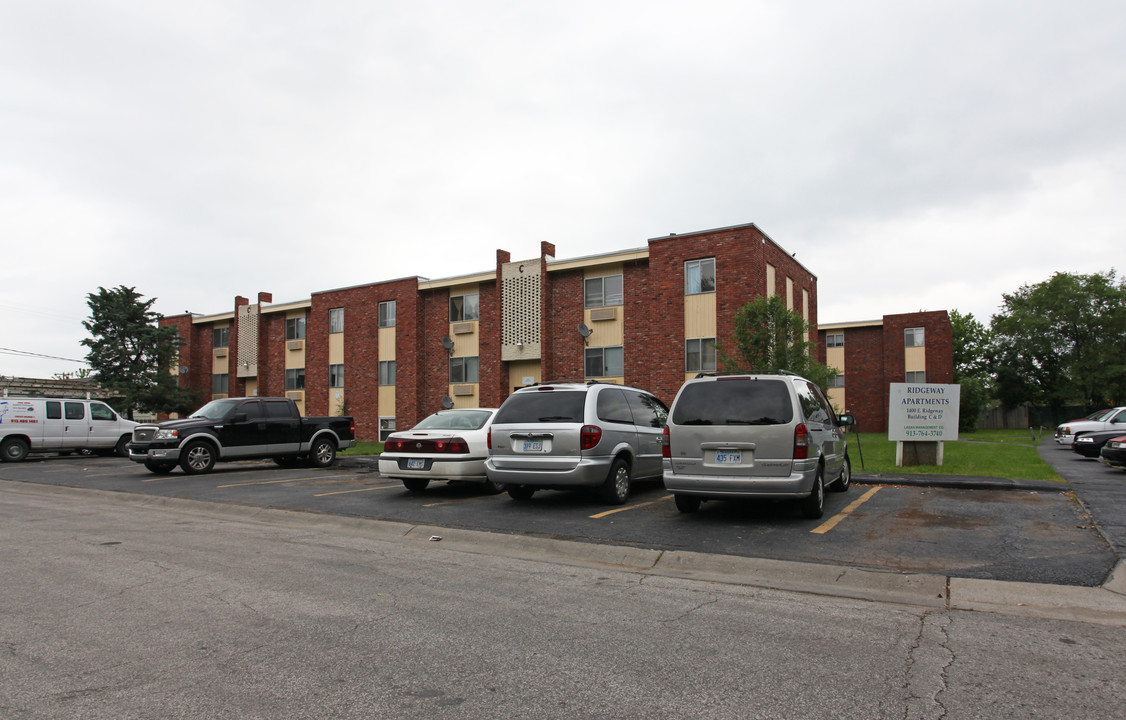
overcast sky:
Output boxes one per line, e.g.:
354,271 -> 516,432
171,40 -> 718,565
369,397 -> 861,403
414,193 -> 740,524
3,0 -> 1124,378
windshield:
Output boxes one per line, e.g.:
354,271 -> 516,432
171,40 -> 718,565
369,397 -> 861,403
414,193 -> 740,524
190,399 -> 242,420
412,410 -> 494,431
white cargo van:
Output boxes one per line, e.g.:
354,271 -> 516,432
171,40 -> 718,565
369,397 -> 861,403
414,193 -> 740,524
0,397 -> 138,462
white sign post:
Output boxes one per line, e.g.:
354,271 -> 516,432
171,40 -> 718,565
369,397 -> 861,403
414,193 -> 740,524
887,383 -> 961,466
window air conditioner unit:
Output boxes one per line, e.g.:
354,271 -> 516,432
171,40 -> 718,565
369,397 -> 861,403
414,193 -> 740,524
452,384 -> 474,396
452,322 -> 474,335
287,340 -> 304,351
590,307 -> 617,322
286,391 -> 303,400
213,347 -> 228,358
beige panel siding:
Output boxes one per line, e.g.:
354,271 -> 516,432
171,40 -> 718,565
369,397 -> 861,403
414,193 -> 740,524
508,360 -> 541,392
585,309 -> 624,347
905,346 -> 927,373
329,332 -> 344,364
378,327 -> 395,359
684,293 -> 716,338
766,264 -> 776,296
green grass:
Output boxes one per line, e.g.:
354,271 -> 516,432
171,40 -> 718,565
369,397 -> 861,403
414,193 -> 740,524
848,429 -> 1064,482
339,430 -> 1064,481
340,442 -> 383,456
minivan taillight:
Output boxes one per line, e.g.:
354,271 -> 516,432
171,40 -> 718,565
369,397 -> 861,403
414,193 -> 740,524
793,423 -> 809,460
662,425 -> 671,458
580,425 -> 602,451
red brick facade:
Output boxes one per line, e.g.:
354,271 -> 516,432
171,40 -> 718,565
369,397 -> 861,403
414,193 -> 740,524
160,222 -> 945,441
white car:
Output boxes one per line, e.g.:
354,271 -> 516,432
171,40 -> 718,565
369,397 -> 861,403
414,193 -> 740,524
1055,407 -> 1126,445
379,408 -> 500,493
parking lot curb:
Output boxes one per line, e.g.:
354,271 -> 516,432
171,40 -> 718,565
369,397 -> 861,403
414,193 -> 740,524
853,473 -> 1066,492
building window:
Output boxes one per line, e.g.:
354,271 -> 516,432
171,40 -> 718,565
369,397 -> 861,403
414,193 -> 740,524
329,308 -> 344,334
379,301 -> 396,328
685,338 -> 717,373
285,368 -> 305,391
826,333 -> 844,348
329,364 -> 344,388
450,293 -> 479,322
584,274 -> 624,308
905,327 -> 925,347
286,316 -> 306,340
213,326 -> 229,348
830,374 -> 845,388
685,258 -> 716,295
379,360 -> 396,386
450,356 -> 479,383
585,346 -> 624,377
906,371 -> 926,384
212,373 -> 229,394
379,417 -> 396,442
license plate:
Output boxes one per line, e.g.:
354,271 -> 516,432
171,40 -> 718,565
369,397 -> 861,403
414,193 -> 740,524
407,459 -> 426,470
522,440 -> 544,452
714,450 -> 742,464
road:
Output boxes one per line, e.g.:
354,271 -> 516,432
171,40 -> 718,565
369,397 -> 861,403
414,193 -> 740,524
2,480 -> 1124,720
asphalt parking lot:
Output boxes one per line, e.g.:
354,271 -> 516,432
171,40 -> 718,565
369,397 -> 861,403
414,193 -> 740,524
1,439 -> 1118,588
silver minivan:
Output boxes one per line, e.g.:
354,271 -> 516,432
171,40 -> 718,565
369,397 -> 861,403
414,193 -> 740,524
662,371 -> 852,517
485,382 -> 668,504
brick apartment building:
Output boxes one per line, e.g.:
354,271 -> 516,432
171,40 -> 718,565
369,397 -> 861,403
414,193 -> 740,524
160,222 -> 949,441
818,312 -> 954,433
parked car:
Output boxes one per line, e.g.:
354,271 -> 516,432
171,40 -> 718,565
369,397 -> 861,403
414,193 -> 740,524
662,371 -> 853,518
128,397 -> 355,474
1055,407 -> 1126,445
1099,435 -> 1126,469
1071,429 -> 1126,459
485,381 -> 668,504
0,396 -> 137,462
379,408 -> 500,493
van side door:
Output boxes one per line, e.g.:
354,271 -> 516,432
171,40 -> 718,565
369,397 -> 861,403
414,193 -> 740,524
625,390 -> 668,479
87,402 -> 122,450
60,401 -> 88,451
795,380 -> 845,478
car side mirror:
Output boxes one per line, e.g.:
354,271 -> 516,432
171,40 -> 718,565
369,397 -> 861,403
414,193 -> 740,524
837,413 -> 855,427
231,413 -> 248,423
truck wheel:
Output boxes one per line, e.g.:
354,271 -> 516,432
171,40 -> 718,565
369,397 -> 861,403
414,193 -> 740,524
1,437 -> 30,462
114,435 -> 130,458
180,441 -> 216,475
145,461 -> 176,474
309,438 -> 337,468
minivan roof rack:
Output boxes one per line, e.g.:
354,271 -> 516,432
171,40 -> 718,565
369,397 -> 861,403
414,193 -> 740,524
522,379 -> 607,387
693,369 -> 801,379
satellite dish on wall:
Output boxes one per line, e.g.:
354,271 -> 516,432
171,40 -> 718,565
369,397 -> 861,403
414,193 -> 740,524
440,335 -> 454,351
440,396 -> 454,409
577,323 -> 593,338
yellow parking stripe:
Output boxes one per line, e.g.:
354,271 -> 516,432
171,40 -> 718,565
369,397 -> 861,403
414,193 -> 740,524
589,495 -> 673,519
810,486 -> 881,534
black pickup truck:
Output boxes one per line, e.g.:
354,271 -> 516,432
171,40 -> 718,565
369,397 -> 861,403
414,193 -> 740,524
128,397 -> 356,475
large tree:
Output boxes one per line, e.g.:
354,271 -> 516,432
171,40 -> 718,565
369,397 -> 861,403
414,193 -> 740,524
81,286 -> 198,417
950,309 -> 993,432
720,294 -> 838,391
990,270 -> 1126,410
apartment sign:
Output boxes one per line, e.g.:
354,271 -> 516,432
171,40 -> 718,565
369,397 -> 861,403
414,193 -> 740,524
888,383 -> 960,441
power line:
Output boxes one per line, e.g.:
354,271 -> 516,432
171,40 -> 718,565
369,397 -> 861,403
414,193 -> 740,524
0,347 -> 88,364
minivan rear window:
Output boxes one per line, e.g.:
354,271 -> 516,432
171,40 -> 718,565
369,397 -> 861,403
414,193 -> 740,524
494,391 -> 586,424
671,379 -> 794,426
